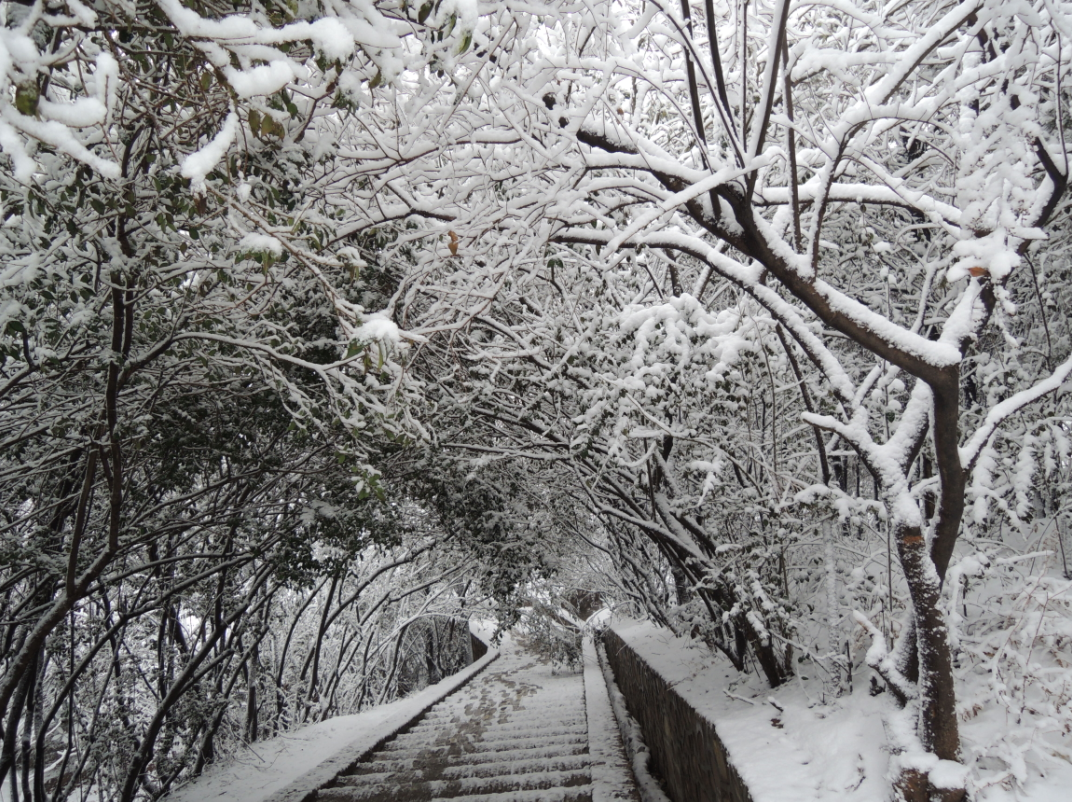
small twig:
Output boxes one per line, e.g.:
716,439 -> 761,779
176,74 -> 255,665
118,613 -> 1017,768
723,689 -> 757,706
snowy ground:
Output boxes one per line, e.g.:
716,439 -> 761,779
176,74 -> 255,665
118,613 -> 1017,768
609,618 -> 1072,802
32,614 -> 1063,802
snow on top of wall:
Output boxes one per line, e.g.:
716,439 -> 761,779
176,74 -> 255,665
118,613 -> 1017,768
610,618 -> 1072,802
610,618 -> 890,802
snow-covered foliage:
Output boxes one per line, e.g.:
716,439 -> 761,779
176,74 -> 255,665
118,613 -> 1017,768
0,2 -> 485,800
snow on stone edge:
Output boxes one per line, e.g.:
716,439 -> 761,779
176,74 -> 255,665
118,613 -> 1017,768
583,636 -> 642,802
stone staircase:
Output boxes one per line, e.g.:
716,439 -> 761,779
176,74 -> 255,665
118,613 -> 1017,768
315,639 -> 631,802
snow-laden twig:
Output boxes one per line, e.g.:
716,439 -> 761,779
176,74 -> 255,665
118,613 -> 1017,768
961,348 -> 1072,471
852,610 -> 917,705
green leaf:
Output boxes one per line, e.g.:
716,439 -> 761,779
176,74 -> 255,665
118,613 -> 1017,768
248,109 -> 262,136
456,29 -> 473,55
417,1 -> 433,23
15,83 -> 38,117
369,70 -> 382,89
259,114 -> 285,139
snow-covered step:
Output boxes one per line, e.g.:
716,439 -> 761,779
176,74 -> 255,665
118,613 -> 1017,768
429,742 -> 588,765
323,767 -> 591,799
318,786 -> 595,802
429,707 -> 587,723
468,714 -> 587,729
421,703 -> 584,721
398,722 -> 588,741
383,723 -> 587,749
376,734 -> 588,764
426,788 -> 594,802
412,710 -> 587,729
439,753 -> 591,778
353,741 -> 587,771
435,790 -> 594,802
341,753 -> 591,783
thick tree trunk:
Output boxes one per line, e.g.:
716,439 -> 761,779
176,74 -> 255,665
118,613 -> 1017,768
894,522 -> 965,802
882,373 -> 967,800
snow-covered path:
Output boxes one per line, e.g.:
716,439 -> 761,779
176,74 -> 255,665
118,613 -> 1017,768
315,638 -> 637,802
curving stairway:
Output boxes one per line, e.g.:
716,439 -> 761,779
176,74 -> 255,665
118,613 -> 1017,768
314,638 -> 636,802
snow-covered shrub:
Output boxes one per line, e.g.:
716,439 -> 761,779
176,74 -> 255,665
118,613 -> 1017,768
518,601 -> 584,673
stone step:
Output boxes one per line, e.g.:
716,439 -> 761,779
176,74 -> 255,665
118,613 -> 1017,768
352,741 -> 587,770
422,699 -> 583,719
410,717 -> 588,736
318,770 -> 592,801
386,722 -> 587,749
427,701 -> 584,718
312,643 -> 609,802
418,699 -> 580,715
344,752 -> 589,780
425,789 -> 592,802
442,753 -> 590,779
381,730 -> 587,756
416,711 -> 586,731
411,708 -> 586,725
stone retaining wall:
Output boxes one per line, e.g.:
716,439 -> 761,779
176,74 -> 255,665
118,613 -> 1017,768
601,627 -> 753,802
471,631 -> 488,661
